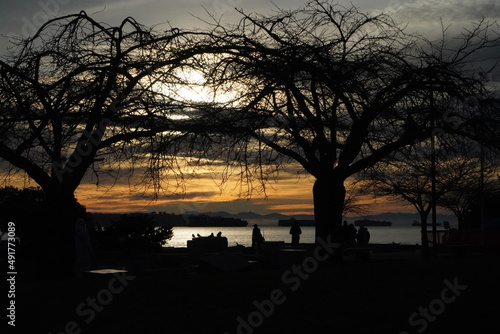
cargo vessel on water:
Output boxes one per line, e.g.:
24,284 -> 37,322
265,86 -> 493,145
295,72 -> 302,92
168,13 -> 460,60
354,219 -> 392,226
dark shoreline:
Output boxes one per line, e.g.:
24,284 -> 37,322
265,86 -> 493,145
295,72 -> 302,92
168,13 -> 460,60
16,248 -> 499,334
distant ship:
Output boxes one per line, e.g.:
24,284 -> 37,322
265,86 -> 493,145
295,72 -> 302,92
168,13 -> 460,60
187,214 -> 248,227
278,219 -> 315,226
354,219 -> 392,226
411,220 -> 442,226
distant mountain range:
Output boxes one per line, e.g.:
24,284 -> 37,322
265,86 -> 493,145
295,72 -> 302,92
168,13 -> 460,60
90,210 -> 457,227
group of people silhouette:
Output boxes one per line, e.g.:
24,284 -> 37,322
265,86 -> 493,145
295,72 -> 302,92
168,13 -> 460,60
252,220 -> 370,253
341,221 -> 370,247
191,231 -> 223,238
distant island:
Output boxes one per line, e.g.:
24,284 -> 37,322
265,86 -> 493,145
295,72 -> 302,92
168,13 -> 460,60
90,212 -> 249,227
186,214 -> 248,227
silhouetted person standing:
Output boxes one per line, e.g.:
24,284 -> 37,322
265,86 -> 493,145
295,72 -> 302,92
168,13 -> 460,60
357,226 -> 369,246
252,224 -> 264,253
289,221 -> 302,247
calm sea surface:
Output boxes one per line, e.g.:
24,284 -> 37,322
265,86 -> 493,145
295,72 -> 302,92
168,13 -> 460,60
165,224 -> 425,248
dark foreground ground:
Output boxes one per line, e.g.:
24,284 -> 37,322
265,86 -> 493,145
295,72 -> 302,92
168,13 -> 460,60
13,246 -> 500,334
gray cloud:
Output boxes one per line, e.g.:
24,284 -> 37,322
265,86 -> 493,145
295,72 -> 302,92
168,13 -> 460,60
380,0 -> 500,81
0,0 -> 400,53
386,0 -> 500,23
130,190 -> 219,201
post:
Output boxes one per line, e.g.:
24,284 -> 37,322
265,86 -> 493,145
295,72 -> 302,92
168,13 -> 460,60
430,93 -> 438,260
480,144 -> 485,232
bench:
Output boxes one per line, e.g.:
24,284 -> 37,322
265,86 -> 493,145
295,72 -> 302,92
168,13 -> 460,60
187,237 -> 228,254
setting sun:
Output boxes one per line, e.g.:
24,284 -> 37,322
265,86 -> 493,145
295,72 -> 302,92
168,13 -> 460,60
156,68 -> 236,104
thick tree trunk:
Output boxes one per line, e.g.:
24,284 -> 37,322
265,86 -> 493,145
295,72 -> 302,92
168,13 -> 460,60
38,191 -> 82,279
457,215 -> 465,231
313,175 -> 345,244
419,211 -> 430,261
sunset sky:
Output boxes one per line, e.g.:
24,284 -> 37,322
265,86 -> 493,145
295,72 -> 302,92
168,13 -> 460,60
1,0 -> 498,215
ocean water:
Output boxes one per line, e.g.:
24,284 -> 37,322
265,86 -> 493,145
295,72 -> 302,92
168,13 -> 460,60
165,225 -> 425,248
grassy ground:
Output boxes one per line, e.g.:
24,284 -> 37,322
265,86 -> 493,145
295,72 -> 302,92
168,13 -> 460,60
15,248 -> 500,334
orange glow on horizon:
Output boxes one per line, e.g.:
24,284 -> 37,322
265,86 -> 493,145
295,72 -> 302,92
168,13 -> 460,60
3,167 -> 417,217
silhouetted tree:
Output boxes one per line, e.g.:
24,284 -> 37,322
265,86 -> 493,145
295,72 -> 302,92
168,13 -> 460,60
0,13 -> 210,277
197,0 -> 500,242
360,137 -> 497,257
438,148 -> 500,230
96,213 -> 173,250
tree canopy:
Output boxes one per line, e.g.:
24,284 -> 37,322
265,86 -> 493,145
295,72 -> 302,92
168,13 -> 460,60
196,0 -> 500,241
0,12 -> 211,202
0,12 -> 212,277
